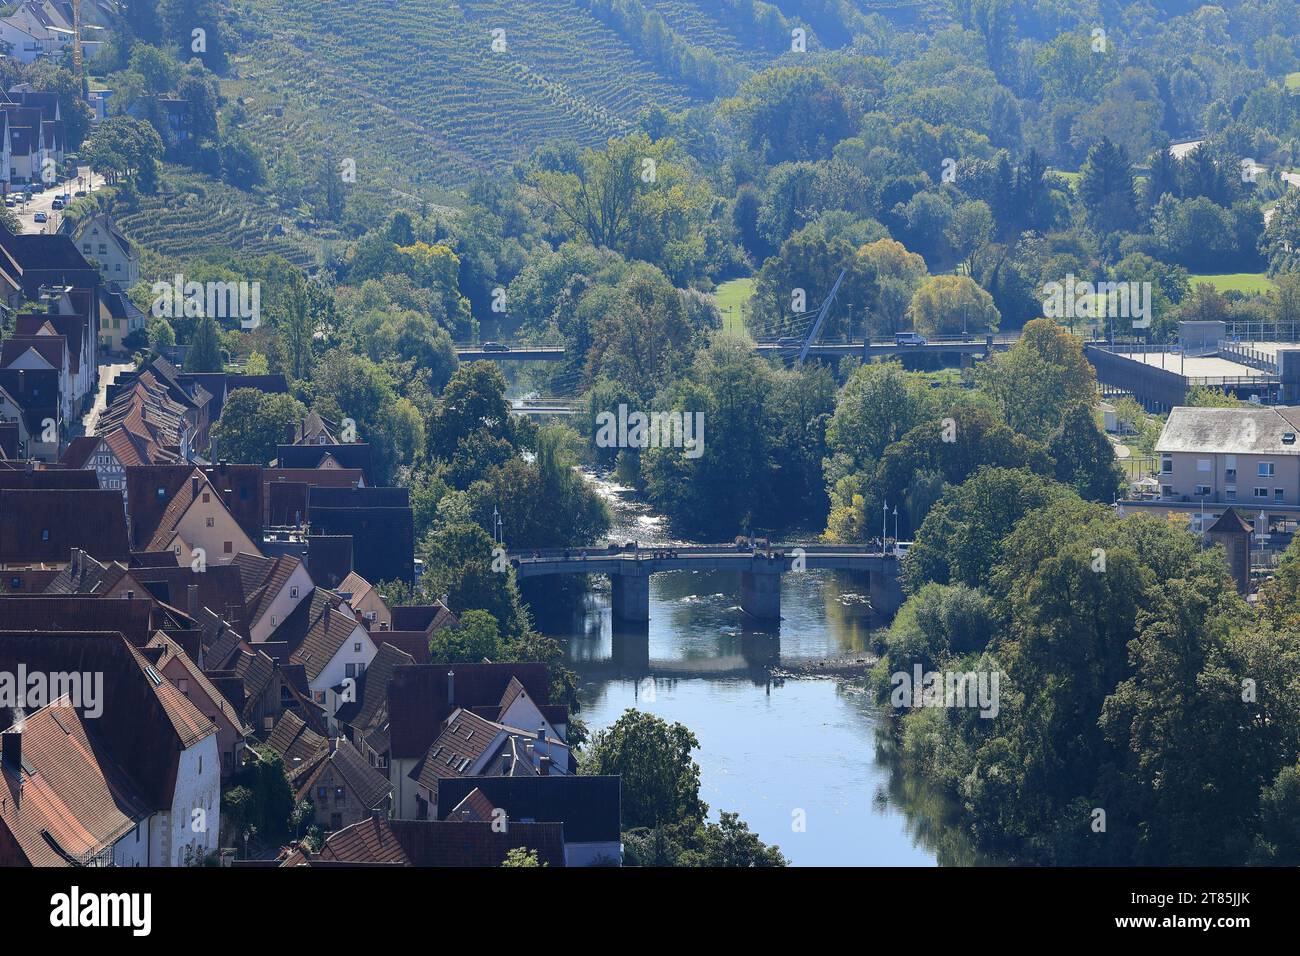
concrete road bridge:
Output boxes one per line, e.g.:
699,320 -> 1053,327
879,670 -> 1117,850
456,346 -> 567,362
509,543 -> 901,622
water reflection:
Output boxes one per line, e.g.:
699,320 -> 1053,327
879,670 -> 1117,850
528,473 -> 981,865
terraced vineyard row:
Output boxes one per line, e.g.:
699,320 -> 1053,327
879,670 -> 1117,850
112,171 -> 324,276
640,0 -> 792,65
239,0 -> 715,189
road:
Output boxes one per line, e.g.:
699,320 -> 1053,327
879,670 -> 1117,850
80,361 -> 134,436
11,167 -> 106,235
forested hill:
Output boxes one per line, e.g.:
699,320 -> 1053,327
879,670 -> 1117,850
231,0 -> 938,190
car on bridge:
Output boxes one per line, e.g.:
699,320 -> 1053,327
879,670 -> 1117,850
480,341 -> 510,352
894,331 -> 927,346
775,336 -> 801,349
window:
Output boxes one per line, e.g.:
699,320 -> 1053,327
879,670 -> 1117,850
1259,462 -> 1276,477
40,529 -> 49,541
223,541 -> 232,553
1226,487 -> 1237,501
330,813 -> 343,831
290,586 -> 299,598
335,787 -> 345,804
178,679 -> 188,693
205,516 -> 215,528
354,642 -> 361,652
1161,485 -> 1173,497
1161,456 -> 1172,474
202,492 -> 210,503
9,577 -> 20,589
1255,487 -> 1269,498
157,487 -> 166,498
1197,459 -> 1211,472
1195,485 -> 1211,496
345,663 -> 356,678
1277,488 -> 1286,503
317,786 -> 328,799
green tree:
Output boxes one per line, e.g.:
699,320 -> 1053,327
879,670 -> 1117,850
501,847 -> 544,867
582,709 -> 706,829
908,275 -> 999,337
977,319 -> 1095,440
210,389 -> 305,465
427,362 -> 518,463
428,608 -> 502,662
184,315 -> 223,372
1078,137 -> 1138,234
679,812 -> 788,867
1047,403 -> 1122,502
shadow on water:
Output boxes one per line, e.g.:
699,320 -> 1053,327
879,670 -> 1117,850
870,720 -> 990,866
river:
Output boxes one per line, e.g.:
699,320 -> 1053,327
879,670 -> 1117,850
531,472 -> 980,866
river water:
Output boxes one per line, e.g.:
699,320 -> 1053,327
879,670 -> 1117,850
532,473 -> 979,866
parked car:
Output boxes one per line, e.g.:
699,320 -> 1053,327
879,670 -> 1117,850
894,331 -> 927,346
73,190 -> 87,198
51,199 -> 64,210
3,198 -> 13,208
481,341 -> 510,352
33,212 -> 47,223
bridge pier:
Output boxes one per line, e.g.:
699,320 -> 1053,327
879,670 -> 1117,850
740,566 -> 782,621
610,567 -> 651,622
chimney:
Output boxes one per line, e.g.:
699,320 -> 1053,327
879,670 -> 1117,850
2,727 -> 21,773
536,724 -> 545,741
191,475 -> 199,497
188,584 -> 198,619
525,741 -> 534,760
500,753 -> 512,775
24,459 -> 33,476
539,755 -> 551,776
446,669 -> 454,705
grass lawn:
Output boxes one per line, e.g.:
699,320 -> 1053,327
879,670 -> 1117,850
1286,72 -> 1300,90
1187,272 -> 1275,294
715,277 -> 755,335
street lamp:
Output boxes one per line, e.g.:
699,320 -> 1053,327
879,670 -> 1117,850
892,505 -> 899,549
882,501 -> 888,552
492,506 -> 502,545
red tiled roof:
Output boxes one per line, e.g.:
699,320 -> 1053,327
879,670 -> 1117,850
0,489 -> 129,563
0,704 -> 151,866
289,607 -> 363,682
388,663 -> 553,760
281,816 -> 566,867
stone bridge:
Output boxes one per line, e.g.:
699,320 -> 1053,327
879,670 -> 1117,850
510,543 -> 902,622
